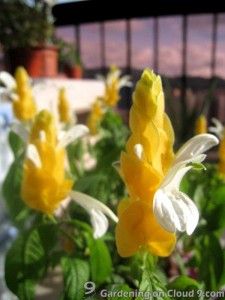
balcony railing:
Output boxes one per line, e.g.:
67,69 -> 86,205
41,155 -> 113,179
52,0 -> 225,118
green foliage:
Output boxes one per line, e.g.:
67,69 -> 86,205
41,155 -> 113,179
74,109 -> 129,204
181,164 -> 225,233
5,224 -> 58,299
167,276 -> 199,300
0,0 -> 54,49
179,164 -> 225,294
86,233 -> 112,285
197,233 -> 224,291
8,130 -> 25,158
60,257 -> 89,300
163,76 -> 218,149
107,284 -> 133,300
2,152 -> 31,228
53,37 -> 83,71
67,139 -> 86,178
136,270 -> 170,300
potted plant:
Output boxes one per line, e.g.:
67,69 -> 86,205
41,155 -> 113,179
55,38 -> 83,79
0,0 -> 58,77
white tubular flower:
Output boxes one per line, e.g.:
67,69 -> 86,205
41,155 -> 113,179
11,121 -> 89,147
69,191 -> 118,239
153,134 -> 219,235
208,118 -> 224,140
118,75 -> 133,89
107,69 -> 132,89
97,67 -> 132,89
57,124 -> 89,149
0,71 -> 18,100
26,144 -> 42,168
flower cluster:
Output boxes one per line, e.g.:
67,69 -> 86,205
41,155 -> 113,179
87,66 -> 132,135
13,107 -> 118,237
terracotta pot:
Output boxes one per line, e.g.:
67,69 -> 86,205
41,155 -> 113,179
4,45 -> 58,78
64,65 -> 83,79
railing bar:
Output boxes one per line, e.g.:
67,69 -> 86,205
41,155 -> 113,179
153,17 -> 159,72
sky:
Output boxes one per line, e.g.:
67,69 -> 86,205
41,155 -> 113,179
55,14 -> 225,79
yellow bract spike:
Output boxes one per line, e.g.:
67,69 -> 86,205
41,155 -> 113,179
13,66 -> 36,121
116,68 -> 176,257
21,110 -> 73,215
195,115 -> 207,135
29,110 -> 57,146
58,87 -> 71,123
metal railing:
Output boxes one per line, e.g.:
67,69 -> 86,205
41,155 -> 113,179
53,1 -> 225,117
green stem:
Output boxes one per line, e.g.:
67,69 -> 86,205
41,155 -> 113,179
46,214 -> 58,224
138,248 -> 157,273
140,249 -> 148,271
59,219 -> 93,234
58,226 -> 78,246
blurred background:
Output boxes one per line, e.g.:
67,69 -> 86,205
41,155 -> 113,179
1,0 -> 225,298
0,1 -> 225,115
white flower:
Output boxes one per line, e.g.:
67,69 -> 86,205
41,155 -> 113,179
208,118 -> 224,140
11,121 -> 89,147
107,68 -> 132,89
153,134 -> 219,235
56,124 -> 89,149
96,67 -> 132,89
69,191 -> 118,239
0,71 -> 18,100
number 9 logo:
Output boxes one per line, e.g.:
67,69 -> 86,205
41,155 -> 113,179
84,281 -> 96,295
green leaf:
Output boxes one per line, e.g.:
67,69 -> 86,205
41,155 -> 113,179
106,284 -> 132,300
219,250 -> 225,290
8,130 -> 25,158
86,234 -> 112,285
191,162 -> 206,171
198,233 -> 224,291
5,225 -> 56,299
135,270 -> 169,300
167,275 -> 199,300
206,204 -> 225,231
2,157 -> 30,228
207,186 -> 225,210
61,257 -> 89,300
5,232 -> 36,299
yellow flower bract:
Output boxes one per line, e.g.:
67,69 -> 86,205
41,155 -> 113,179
103,65 -> 121,107
58,87 -> 70,123
21,110 -> 73,215
116,69 -> 176,257
219,129 -> 225,178
29,110 -> 57,146
195,115 -> 207,135
86,98 -> 104,135
13,67 -> 36,121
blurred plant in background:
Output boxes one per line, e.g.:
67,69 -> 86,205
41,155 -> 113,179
54,37 -> 83,78
0,0 -> 55,50
163,77 -> 218,150
194,114 -> 207,135
209,118 -> 225,179
74,66 -> 132,205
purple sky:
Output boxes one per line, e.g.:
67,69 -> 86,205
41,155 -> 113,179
55,14 -> 225,78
